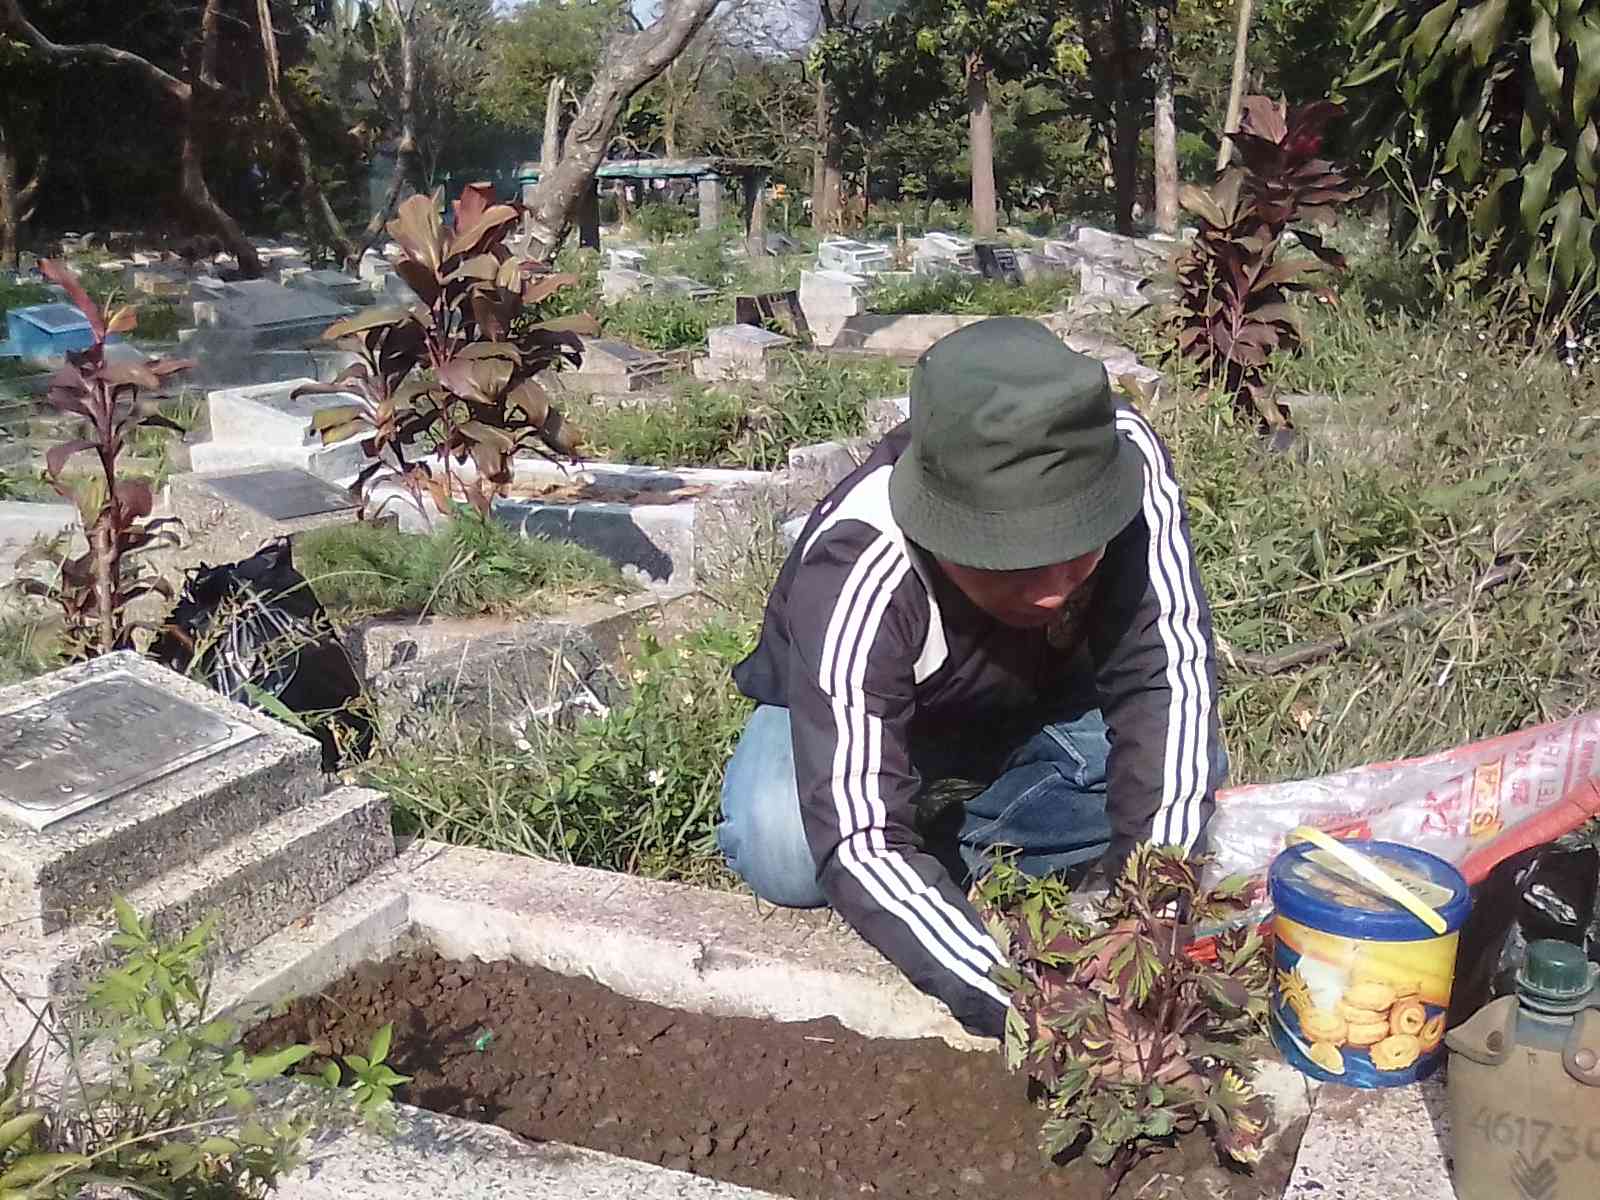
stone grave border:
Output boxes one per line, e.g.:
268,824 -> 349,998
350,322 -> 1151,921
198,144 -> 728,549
163,840 -> 1454,1200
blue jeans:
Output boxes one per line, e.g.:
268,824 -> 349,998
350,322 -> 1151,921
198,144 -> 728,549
716,703 -> 1115,908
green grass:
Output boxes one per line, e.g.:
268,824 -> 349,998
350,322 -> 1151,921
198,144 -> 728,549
0,279 -> 51,321
294,513 -> 629,623
1139,259 -> 1600,787
578,355 -> 907,469
365,616 -> 756,885
0,357 -> 42,383
873,273 -> 1076,316
600,292 -> 736,351
0,609 -> 63,685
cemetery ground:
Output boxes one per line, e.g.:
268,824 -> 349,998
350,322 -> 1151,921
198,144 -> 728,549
0,220 -> 1593,1200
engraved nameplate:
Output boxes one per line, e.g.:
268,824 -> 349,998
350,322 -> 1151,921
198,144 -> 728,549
207,468 -> 358,522
0,674 -> 262,831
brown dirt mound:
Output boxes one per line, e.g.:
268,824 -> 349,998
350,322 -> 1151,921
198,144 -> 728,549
246,951 -> 1302,1199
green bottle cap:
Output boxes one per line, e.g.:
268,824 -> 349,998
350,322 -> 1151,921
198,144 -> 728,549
1516,940 -> 1597,1014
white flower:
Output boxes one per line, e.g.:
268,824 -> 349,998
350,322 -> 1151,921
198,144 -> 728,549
514,737 -> 531,753
681,692 -> 696,708
647,768 -> 666,788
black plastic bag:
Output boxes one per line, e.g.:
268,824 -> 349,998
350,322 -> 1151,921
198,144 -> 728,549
152,538 -> 373,770
1450,825 -> 1600,1025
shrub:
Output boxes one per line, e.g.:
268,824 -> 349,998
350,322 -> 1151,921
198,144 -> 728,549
294,513 -> 626,622
301,184 -> 590,518
0,905 -> 403,1199
17,260 -> 190,658
1151,258 -> 1600,788
977,847 -> 1270,1194
1172,96 -> 1360,428
631,200 -> 698,242
1344,0 -> 1600,307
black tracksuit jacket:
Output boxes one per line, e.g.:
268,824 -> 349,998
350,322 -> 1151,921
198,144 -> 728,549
732,407 -> 1222,1039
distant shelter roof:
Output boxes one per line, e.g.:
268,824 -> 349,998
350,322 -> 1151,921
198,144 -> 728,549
514,157 -> 770,182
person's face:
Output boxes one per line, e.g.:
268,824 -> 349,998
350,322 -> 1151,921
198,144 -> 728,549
937,548 -> 1106,629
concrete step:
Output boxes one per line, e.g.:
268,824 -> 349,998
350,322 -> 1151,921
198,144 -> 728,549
0,653 -> 325,938
3,784 -> 394,1006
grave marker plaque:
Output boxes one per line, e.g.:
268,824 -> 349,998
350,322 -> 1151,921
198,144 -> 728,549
976,243 -> 1023,284
0,674 -> 261,831
206,468 -> 359,522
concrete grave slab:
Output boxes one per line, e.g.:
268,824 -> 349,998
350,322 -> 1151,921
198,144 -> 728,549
366,617 -> 622,742
0,653 -> 321,938
286,269 -> 367,307
571,336 -> 672,392
4,304 -> 95,360
197,377 -> 370,479
817,238 -> 891,275
0,499 -> 80,590
160,465 -> 365,579
654,274 -> 718,301
204,280 -> 351,348
605,247 -> 648,271
797,269 -> 869,347
95,835 -> 1457,1200
205,468 -> 359,523
695,324 -> 794,382
601,267 -> 654,302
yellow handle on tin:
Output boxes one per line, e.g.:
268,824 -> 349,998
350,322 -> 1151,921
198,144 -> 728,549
1285,826 -> 1449,935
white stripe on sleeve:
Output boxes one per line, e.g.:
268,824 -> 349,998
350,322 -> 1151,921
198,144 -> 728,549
1115,410 -> 1213,850
817,535 -> 1009,1001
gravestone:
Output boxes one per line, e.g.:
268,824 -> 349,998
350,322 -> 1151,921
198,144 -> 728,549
0,653 -> 393,1013
191,377 -> 369,480
0,674 -> 261,832
975,243 -> 1023,285
205,468 -> 360,523
132,267 -> 190,299
601,268 -> 654,303
695,324 -> 794,382
160,465 -> 364,580
654,274 -> 717,301
1076,260 -> 1148,311
570,337 -> 672,392
798,269 -> 869,347
605,248 -> 647,271
763,232 -> 803,256
818,238 -> 891,275
4,305 -> 96,360
913,232 -> 978,276
203,280 -> 351,348
735,291 -> 809,341
287,269 -> 367,308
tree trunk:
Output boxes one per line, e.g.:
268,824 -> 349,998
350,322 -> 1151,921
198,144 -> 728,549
360,0 -> 421,255
0,117 -> 20,269
1218,0 -> 1255,172
967,57 -> 997,238
541,75 -> 564,168
812,74 -> 844,234
1112,92 -> 1140,235
0,0 -> 261,275
256,0 -> 358,266
1153,5 -> 1178,234
522,0 -> 721,262
181,100 -> 262,277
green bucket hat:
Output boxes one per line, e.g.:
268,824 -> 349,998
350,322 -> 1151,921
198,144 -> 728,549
888,317 -> 1145,571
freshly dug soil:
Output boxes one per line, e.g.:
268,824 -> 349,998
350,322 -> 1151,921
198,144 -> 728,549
247,951 -> 1303,1199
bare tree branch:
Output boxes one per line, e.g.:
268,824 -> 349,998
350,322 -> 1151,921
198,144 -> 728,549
0,0 -> 191,100
522,0 -> 724,260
